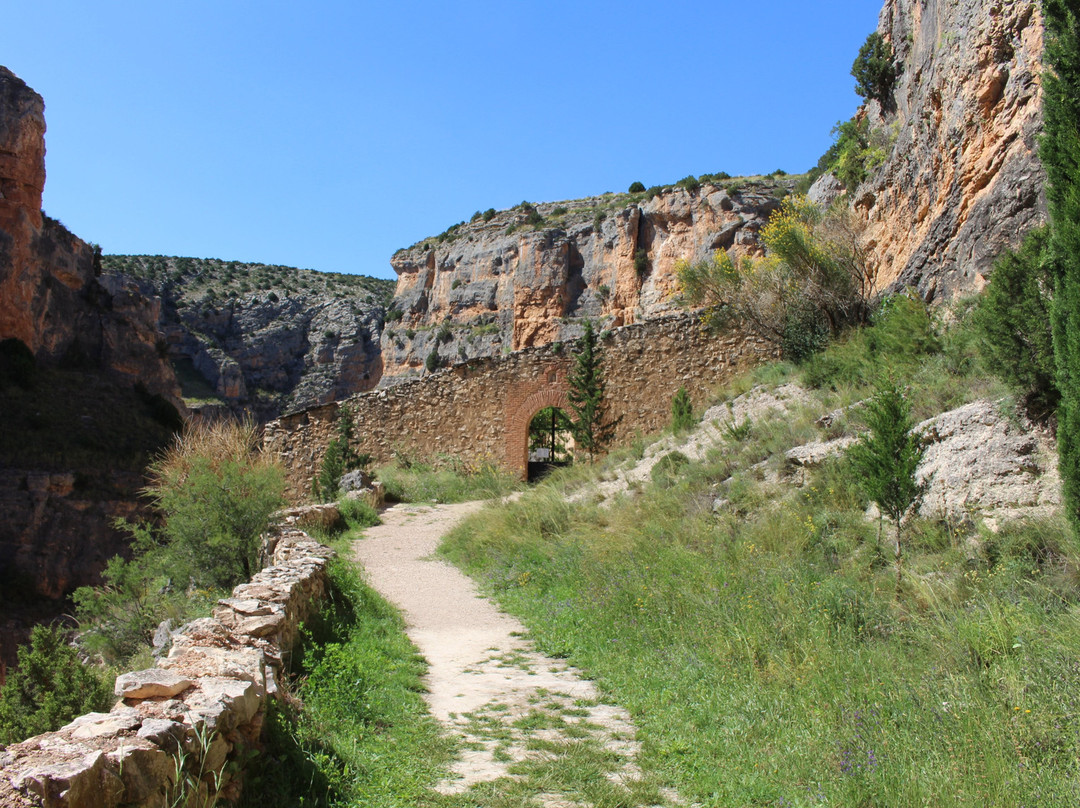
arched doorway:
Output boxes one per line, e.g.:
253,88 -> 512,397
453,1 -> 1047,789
527,406 -> 574,481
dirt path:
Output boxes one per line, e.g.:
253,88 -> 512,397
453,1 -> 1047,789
351,500 -> 675,805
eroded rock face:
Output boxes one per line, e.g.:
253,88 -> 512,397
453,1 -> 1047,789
381,181 -> 789,383
0,68 -> 181,402
854,0 -> 1046,300
0,67 -> 182,671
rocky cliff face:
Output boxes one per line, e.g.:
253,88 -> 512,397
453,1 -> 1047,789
0,67 -> 183,668
103,255 -> 395,420
382,178 -> 791,382
827,0 -> 1046,300
0,68 -> 181,403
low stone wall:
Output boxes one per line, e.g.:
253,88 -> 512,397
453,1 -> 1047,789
0,526 -> 336,808
266,313 -> 775,499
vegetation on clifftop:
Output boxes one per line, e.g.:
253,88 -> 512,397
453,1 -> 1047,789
103,254 -> 395,308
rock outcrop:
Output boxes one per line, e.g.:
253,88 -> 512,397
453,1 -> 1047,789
0,67 -> 183,672
0,68 -> 181,403
102,255 -> 395,421
841,0 -> 1046,300
0,527 -> 334,808
382,179 -> 790,383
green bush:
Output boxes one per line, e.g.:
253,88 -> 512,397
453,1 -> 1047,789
651,451 -> 690,486
781,303 -> 831,363
628,181 -> 646,193
482,208 -> 497,222
142,419 -> 285,589
852,31 -> 898,105
314,404 -> 370,502
425,347 -> 442,373
973,227 -> 1058,420
0,626 -> 111,743
634,248 -> 650,278
337,497 -> 381,529
671,387 -> 694,433
676,175 -> 700,193
384,307 -> 403,322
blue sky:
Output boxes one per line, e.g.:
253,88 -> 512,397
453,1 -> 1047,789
3,1 -> 882,281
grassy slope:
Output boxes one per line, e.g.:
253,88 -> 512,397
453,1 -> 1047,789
440,300 -> 1080,807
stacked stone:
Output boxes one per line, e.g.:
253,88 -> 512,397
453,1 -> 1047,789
0,527 -> 336,808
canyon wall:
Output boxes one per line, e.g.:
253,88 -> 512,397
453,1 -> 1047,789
381,179 -> 790,384
0,524 -> 334,808
267,314 -> 775,499
102,255 -> 395,421
842,0 -> 1046,300
0,68 -> 183,665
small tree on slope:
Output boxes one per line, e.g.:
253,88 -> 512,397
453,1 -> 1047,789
847,378 -> 926,593
567,321 -> 619,462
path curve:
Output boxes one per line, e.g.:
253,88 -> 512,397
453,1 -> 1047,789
351,500 -> 668,802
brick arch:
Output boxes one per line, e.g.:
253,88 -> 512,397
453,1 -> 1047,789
504,382 -> 571,479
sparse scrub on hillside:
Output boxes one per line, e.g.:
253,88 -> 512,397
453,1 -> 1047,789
440,309 -> 1080,804
677,195 -> 874,360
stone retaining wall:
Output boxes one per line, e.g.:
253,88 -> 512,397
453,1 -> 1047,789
0,523 -> 336,808
266,313 -> 774,499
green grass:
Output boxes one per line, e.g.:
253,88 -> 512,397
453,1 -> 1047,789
239,544 -> 453,808
376,455 -> 523,504
436,307 -> 1080,807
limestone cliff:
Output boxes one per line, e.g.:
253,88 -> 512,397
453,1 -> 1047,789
820,0 -> 1046,300
0,68 -> 182,663
102,255 -> 395,420
0,68 -> 181,403
382,178 -> 792,382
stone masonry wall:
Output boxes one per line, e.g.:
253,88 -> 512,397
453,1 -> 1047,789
0,521 -> 336,808
265,313 -> 775,499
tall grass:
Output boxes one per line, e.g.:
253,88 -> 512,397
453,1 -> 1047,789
377,454 -> 522,503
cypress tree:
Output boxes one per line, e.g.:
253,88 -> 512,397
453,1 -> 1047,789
566,321 -> 618,462
1043,0 -> 1080,531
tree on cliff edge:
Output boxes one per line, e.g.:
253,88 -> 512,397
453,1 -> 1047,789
567,321 -> 619,462
1043,0 -> 1080,534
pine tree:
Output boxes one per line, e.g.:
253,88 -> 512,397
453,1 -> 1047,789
566,321 -> 619,462
1043,0 -> 1080,533
847,378 -> 925,591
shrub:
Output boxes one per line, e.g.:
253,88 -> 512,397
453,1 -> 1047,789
671,387 -> 694,433
451,279 -> 462,290
143,419 -> 285,589
551,206 -> 568,216
338,497 -> 381,529
651,451 -> 690,486
314,404 -> 370,502
384,307 -> 403,322
634,249 -> 650,278
628,181 -> 646,193
482,208 -> 497,222
676,175 -> 700,193
470,210 -> 482,222
425,347 -> 442,373
436,321 -> 453,344
677,196 -> 873,357
852,32 -> 898,106
0,626 -> 111,744
973,227 -> 1058,420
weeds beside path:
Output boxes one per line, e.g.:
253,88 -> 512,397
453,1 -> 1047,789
352,501 -> 679,807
